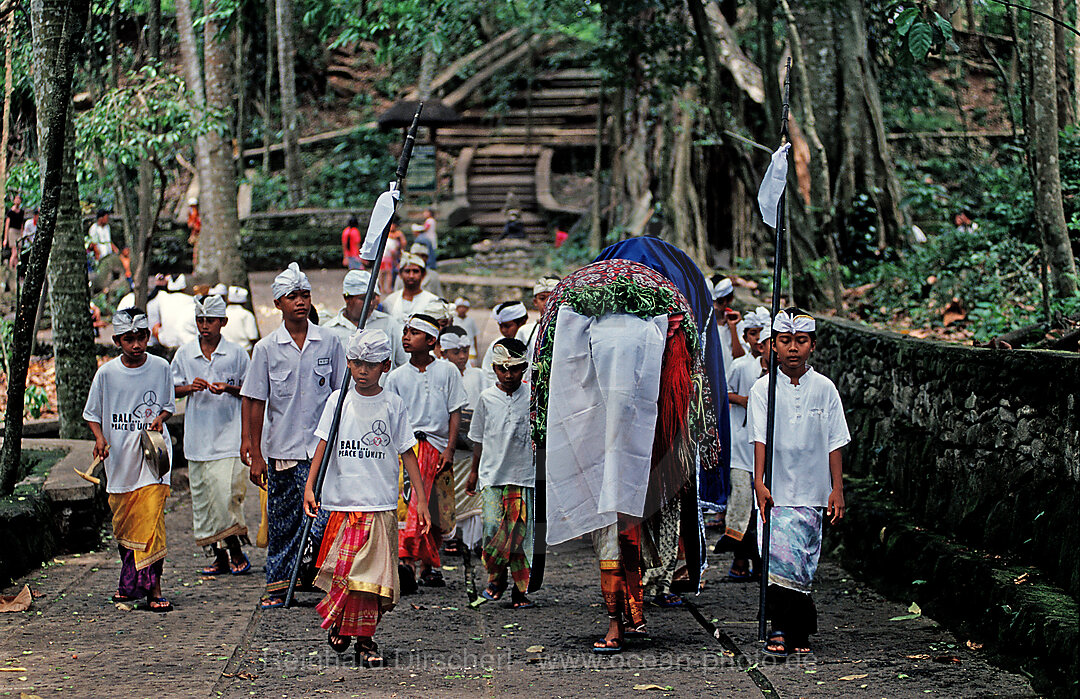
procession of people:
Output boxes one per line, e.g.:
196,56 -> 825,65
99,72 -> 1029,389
81,227 -> 848,667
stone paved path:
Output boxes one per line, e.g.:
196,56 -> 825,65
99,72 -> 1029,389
0,476 -> 1034,698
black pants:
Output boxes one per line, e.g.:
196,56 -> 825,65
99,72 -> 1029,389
767,584 -> 817,647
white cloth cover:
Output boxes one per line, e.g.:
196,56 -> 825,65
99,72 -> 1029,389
360,187 -> 400,261
271,262 -> 311,299
193,295 -> 227,318
544,308 -> 667,545
773,309 -> 816,333
757,143 -> 791,228
346,328 -> 392,362
343,269 -> 379,297
112,311 -> 149,335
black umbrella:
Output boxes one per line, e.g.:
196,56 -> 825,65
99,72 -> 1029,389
377,99 -> 461,130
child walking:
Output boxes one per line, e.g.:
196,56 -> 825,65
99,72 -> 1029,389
83,308 -> 175,611
304,329 -> 429,667
749,309 -> 850,657
439,326 -> 484,553
385,313 -> 468,588
465,338 -> 535,608
172,294 -> 251,575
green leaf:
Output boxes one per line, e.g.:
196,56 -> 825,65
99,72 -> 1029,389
908,22 -> 933,59
933,12 -> 953,42
895,7 -> 919,35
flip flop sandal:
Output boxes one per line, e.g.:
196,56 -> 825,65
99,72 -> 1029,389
327,628 -> 352,653
591,638 -> 623,654
420,569 -> 446,587
110,594 -> 138,604
356,640 -> 385,667
200,562 -> 230,576
725,566 -> 755,581
762,631 -> 789,658
480,585 -> 503,601
146,597 -> 173,613
624,624 -> 649,640
230,555 -> 252,576
259,596 -> 286,610
651,592 -> 684,608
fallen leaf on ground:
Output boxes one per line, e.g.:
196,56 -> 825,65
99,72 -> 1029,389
965,640 -> 983,651
0,668 -> 28,672
525,645 -> 544,653
942,298 -> 966,327
1013,573 -> 1029,585
933,655 -> 961,664
890,602 -> 922,621
839,674 -> 869,681
906,654 -> 931,660
115,603 -> 133,611
633,684 -> 673,691
0,585 -> 32,613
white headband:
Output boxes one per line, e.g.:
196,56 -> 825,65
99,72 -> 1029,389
272,262 -> 311,299
439,331 -> 470,351
409,242 -> 429,256
194,295 -> 228,318
759,324 -> 773,341
406,315 -> 440,338
533,276 -> 559,296
343,269 -> 379,297
772,310 -> 816,334
167,274 -> 186,292
346,328 -> 392,362
493,302 -> 528,324
208,283 -> 227,296
399,252 -> 426,271
453,297 -> 470,308
227,286 -> 249,304
113,311 -> 149,335
710,277 -> 733,300
491,342 -> 528,368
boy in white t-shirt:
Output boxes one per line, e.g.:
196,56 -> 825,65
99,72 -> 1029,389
438,326 -> 484,554
83,308 -> 175,612
749,309 -> 850,658
172,295 -> 251,576
452,297 -> 480,361
385,313 -> 468,588
515,275 -> 559,363
304,329 -> 428,667
466,338 -> 535,609
716,308 -> 769,581
481,301 -> 529,387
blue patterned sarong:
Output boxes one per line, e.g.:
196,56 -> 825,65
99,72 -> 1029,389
759,506 -> 821,593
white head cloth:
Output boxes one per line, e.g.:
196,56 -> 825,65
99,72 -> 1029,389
360,186 -> 401,261
346,328 -> 392,362
439,329 -> 471,351
492,302 -> 528,324
113,311 -> 149,335
409,242 -> 429,256
453,297 -> 470,308
406,314 -> 440,338
491,341 -> 528,368
208,283 -> 227,296
772,310 -> 816,334
194,295 -> 228,318
422,299 -> 452,322
759,324 -> 773,341
167,274 -> 186,292
343,270 -> 379,297
742,306 -> 770,330
272,262 -> 311,299
399,252 -> 426,271
227,286 -> 249,304
533,276 -> 560,296
710,277 -> 733,300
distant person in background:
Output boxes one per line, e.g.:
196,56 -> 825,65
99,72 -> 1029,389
453,297 -> 480,361
156,274 -> 198,349
382,252 -> 438,325
186,198 -> 202,268
20,207 -> 39,251
954,210 -> 978,235
394,243 -> 442,297
88,209 -> 118,261
411,208 -> 438,269
4,193 -> 25,269
117,273 -> 168,346
223,286 -> 261,354
516,275 -> 559,363
379,221 -> 406,293
341,215 -> 363,270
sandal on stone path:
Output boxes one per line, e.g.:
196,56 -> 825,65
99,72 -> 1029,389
480,584 -> 503,601
651,592 -> 684,607
591,637 -> 622,654
624,623 -> 649,640
146,597 -> 173,613
229,553 -> 252,575
259,596 -> 286,610
356,639 -> 385,667
762,631 -> 788,658
510,589 -> 534,609
327,627 -> 351,653
111,593 -> 138,604
200,559 -> 230,576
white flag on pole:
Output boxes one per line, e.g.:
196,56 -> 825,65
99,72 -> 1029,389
359,185 -> 401,261
757,143 -> 791,229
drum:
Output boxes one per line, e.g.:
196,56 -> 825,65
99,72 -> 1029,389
140,429 -> 170,478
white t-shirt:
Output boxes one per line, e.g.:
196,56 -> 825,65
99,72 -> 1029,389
117,292 -> 163,346
82,355 -> 175,493
384,358 -> 468,453
727,353 -> 764,473
381,288 -> 438,324
223,304 -> 260,354
171,338 -> 249,461
717,320 -> 747,383
747,366 -> 850,507
455,315 -> 478,351
468,384 -> 534,489
88,222 -> 112,258
314,389 -> 417,512
156,292 -> 198,349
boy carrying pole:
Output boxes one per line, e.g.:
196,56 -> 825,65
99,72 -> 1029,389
465,337 -> 535,608
304,328 -> 429,667
171,294 -> 251,575
749,309 -> 849,657
83,308 -> 175,612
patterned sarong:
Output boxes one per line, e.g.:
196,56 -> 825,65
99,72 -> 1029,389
480,485 -> 534,593
724,470 -> 754,542
315,510 -> 398,637
453,451 -> 482,547
593,519 -> 646,628
398,440 -> 442,567
109,484 -> 170,570
265,459 -> 327,597
759,506 -> 822,593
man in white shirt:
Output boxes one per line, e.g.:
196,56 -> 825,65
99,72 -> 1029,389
393,243 -> 443,296
240,263 -> 346,608
88,209 -> 117,260
156,275 -> 198,349
323,270 -> 407,367
708,275 -> 745,377
382,252 -> 438,324
222,286 -> 260,354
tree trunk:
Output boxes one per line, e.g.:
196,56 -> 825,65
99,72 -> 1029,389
0,11 -> 13,220
589,84 -> 604,255
134,0 -> 161,309
417,35 -> 437,100
262,0 -> 274,175
1053,0 -> 1075,126
1,0 -> 90,493
1030,0 -> 1078,297
1075,0 -> 1080,123
275,0 -> 302,205
198,1 -> 244,285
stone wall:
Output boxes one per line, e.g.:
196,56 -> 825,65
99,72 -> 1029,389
813,317 -> 1080,599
